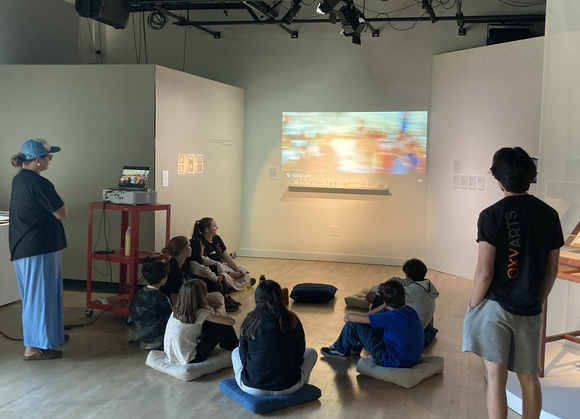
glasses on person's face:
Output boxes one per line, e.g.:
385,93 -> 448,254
44,154 -> 53,161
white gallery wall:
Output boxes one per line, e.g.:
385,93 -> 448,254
427,38 -> 544,281
154,66 -> 245,251
0,65 -> 156,280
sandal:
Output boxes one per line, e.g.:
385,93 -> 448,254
250,277 -> 256,286
23,349 -> 62,361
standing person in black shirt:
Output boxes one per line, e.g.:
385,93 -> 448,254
232,280 -> 317,395
9,139 -> 68,361
463,147 -> 564,419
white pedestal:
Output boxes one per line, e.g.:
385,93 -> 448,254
507,342 -> 580,419
0,223 -> 20,306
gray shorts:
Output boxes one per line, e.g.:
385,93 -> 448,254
462,299 -> 542,375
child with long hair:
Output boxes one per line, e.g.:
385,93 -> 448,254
189,238 -> 240,311
164,279 -> 239,364
159,236 -> 192,305
232,280 -> 317,395
192,217 -> 255,291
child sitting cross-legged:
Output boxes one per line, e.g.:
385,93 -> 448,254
129,257 -> 173,350
365,258 -> 439,347
164,279 -> 239,364
232,280 -> 318,396
321,280 -> 423,368
188,237 -> 241,312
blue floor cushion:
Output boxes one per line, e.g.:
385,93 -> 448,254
219,378 -> 322,414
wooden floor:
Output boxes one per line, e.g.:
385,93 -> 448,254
0,258 -> 519,419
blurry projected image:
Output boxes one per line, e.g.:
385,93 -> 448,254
282,112 -> 428,175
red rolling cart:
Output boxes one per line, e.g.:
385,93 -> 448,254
86,202 -> 171,317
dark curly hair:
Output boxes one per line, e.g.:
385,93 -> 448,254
141,257 -> 170,286
490,147 -> 537,194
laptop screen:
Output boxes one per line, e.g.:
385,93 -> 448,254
118,166 -> 150,189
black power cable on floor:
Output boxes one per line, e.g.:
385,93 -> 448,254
0,298 -> 125,341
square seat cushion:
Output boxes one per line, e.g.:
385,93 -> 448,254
356,355 -> 444,388
219,378 -> 322,414
344,289 -> 371,309
145,348 -> 232,381
290,283 -> 337,303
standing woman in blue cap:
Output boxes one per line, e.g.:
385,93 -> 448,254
9,139 -> 68,360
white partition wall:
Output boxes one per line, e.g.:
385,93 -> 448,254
537,0 -> 580,343
427,38 -> 545,280
154,66 -> 245,251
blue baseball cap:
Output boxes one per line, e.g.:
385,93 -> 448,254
20,139 -> 61,160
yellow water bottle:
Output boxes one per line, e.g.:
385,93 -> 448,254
124,226 -> 131,257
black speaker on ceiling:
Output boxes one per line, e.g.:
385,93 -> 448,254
487,26 -> 533,45
75,0 -> 130,30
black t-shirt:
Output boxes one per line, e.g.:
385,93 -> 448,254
239,313 -> 305,391
159,258 -> 188,299
477,195 -> 564,316
200,235 -> 227,263
9,169 -> 67,261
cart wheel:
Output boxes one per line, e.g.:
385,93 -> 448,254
85,308 -> 93,317
126,317 -> 134,325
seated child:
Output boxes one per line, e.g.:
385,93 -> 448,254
232,279 -> 317,396
188,238 -> 241,312
366,258 -> 439,347
322,280 -> 424,368
164,279 -> 239,364
129,258 -> 173,350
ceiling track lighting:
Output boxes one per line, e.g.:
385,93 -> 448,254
337,2 -> 366,45
422,0 -> 438,24
316,0 -> 371,45
281,0 -> 302,24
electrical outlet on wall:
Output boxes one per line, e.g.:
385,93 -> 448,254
330,226 -> 340,236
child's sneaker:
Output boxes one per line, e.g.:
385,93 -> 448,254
321,346 -> 350,360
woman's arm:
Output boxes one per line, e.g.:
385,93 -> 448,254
221,251 -> 243,275
206,312 -> 235,326
53,204 -> 68,220
202,256 -> 225,275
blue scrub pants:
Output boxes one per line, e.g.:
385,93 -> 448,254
13,251 -> 65,349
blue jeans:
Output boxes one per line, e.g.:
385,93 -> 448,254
333,322 -> 385,365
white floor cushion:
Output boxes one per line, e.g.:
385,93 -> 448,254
356,355 -> 444,388
145,349 -> 232,381
344,289 -> 371,310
